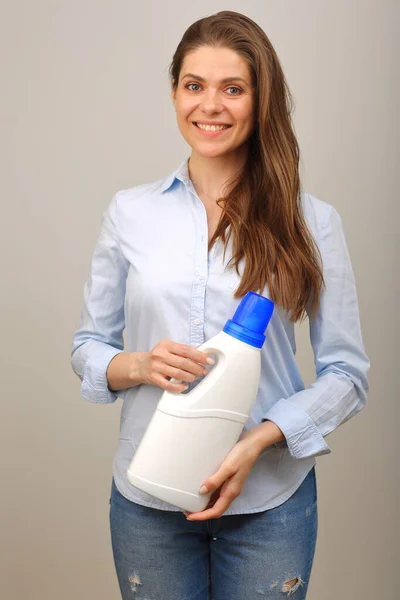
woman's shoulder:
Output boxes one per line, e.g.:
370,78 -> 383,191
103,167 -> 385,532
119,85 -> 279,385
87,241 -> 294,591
107,169 -> 180,224
301,191 -> 338,239
112,161 -> 186,209
113,174 -> 171,206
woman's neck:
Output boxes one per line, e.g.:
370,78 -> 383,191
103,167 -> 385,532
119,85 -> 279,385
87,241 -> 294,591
188,149 -> 247,201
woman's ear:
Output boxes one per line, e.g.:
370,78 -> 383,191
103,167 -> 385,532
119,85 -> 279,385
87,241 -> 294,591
171,86 -> 176,111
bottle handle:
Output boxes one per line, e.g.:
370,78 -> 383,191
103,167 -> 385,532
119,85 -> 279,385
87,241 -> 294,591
169,345 -> 223,386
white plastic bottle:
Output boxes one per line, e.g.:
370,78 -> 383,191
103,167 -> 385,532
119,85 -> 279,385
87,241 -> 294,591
127,292 -> 274,512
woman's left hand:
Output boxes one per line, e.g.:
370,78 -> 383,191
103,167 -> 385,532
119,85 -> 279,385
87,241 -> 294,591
184,421 -> 284,521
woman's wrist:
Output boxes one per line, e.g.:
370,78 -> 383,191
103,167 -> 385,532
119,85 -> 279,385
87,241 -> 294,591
241,420 -> 285,455
106,351 -> 148,391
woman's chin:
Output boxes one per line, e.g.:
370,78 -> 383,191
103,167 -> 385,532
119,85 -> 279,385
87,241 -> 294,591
189,144 -> 235,160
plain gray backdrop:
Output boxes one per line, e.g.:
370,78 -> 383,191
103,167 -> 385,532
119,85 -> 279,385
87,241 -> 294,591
1,1 -> 399,598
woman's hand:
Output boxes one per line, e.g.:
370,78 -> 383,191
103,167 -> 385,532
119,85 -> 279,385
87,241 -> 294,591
184,436 -> 261,521
184,421 -> 285,520
136,339 -> 214,393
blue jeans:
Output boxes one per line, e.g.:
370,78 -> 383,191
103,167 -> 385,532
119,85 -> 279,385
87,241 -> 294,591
109,467 -> 317,599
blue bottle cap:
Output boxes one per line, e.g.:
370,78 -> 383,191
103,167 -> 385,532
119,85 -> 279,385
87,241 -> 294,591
223,292 -> 274,348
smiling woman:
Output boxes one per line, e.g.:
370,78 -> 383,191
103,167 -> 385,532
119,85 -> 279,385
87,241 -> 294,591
70,9 -> 370,600
172,48 -> 255,154
169,18 -> 326,320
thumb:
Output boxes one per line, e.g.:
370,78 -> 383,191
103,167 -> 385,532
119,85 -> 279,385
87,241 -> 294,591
199,464 -> 235,494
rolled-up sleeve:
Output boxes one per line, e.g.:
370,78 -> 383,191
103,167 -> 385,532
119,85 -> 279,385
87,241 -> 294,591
70,192 -> 131,404
263,206 -> 370,459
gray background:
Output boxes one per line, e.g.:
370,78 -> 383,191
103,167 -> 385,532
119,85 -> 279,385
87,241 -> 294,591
1,1 -> 398,598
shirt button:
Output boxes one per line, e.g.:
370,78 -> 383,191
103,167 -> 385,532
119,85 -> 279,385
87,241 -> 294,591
199,274 -> 205,280
194,318 -> 201,325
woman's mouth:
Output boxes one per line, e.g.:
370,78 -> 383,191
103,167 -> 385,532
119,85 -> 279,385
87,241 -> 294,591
193,122 -> 232,136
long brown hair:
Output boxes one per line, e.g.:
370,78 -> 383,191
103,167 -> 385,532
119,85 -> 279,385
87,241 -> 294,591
169,11 -> 324,322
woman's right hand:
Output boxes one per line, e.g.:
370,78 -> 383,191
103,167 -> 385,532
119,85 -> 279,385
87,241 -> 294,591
136,339 -> 214,393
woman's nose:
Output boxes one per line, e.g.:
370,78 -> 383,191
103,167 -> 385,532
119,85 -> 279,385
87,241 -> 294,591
200,90 -> 224,114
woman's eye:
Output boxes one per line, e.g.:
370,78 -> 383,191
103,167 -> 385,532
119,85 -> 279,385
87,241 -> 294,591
186,83 -> 201,92
185,83 -> 242,95
226,86 -> 241,95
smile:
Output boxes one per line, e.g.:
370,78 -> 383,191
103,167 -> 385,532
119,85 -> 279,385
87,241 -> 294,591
193,123 -> 232,138
195,123 -> 231,132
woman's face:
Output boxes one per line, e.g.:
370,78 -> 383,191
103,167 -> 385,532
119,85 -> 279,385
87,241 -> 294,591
172,46 -> 255,160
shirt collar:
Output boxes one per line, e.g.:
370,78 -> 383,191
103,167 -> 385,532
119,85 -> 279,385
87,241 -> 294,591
160,158 -> 190,192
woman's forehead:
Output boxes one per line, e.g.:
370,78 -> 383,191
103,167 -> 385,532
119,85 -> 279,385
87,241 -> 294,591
180,47 -> 251,83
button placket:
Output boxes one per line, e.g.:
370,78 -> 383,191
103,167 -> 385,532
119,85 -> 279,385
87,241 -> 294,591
186,182 -> 208,347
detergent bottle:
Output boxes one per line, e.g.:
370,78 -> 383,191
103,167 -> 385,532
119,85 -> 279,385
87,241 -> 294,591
127,291 -> 274,512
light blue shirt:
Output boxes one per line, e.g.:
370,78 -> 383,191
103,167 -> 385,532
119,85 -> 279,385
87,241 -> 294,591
70,159 -> 370,514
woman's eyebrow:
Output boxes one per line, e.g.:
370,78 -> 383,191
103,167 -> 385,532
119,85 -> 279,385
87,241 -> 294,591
181,73 -> 249,85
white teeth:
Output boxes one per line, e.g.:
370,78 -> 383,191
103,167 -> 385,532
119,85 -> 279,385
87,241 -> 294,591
196,123 -> 229,132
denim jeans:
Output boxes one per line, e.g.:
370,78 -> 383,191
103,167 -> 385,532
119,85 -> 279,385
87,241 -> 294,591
109,466 -> 317,599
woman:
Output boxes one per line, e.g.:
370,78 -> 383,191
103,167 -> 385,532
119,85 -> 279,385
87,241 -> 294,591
71,10 -> 370,599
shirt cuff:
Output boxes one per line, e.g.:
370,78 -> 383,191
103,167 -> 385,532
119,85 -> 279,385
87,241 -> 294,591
262,397 -> 331,459
81,346 -> 126,404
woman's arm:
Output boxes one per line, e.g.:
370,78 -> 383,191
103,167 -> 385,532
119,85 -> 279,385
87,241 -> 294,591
261,205 -> 370,459
106,342 -> 213,393
71,194 -> 213,401
70,193 -> 132,403
106,351 -> 147,391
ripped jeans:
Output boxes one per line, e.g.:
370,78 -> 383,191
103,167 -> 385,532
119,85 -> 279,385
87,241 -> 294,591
109,467 -> 317,599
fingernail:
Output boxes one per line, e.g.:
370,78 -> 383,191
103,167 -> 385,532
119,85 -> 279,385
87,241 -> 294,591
206,357 -> 215,365
199,485 -> 208,494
